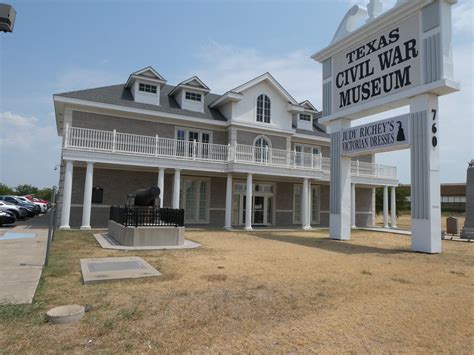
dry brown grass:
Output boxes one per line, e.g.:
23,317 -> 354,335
0,228 -> 473,353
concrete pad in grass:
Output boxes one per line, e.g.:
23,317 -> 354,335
80,256 -> 161,284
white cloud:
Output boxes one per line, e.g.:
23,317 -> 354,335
0,111 -> 59,149
0,111 -> 61,187
452,0 -> 474,34
193,41 -> 322,106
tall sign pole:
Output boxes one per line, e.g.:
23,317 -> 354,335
312,0 -> 459,253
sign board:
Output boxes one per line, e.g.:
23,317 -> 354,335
332,14 -> 421,114
341,114 -> 410,156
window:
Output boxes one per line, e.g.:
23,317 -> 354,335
254,136 -> 270,163
299,113 -> 312,121
138,83 -> 157,94
175,128 -> 212,158
180,178 -> 210,223
91,186 -> 103,204
256,94 -> 271,123
185,91 -> 202,102
293,185 -> 302,224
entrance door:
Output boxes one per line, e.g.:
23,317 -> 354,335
253,196 -> 265,224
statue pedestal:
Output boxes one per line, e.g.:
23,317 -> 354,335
461,160 -> 474,239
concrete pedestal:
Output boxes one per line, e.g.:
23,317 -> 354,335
461,160 -> 474,239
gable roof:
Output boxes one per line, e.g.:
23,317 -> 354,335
124,66 -> 167,88
299,100 -> 318,112
168,75 -> 210,96
230,72 -> 298,105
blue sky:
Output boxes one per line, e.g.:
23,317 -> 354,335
0,0 -> 473,188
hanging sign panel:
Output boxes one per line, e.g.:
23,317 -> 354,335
332,14 -> 421,115
341,114 -> 410,156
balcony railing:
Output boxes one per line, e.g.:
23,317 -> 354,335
64,125 -> 397,180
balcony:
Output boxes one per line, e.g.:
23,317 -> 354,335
63,126 -> 397,181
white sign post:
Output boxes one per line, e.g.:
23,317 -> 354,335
312,0 -> 459,253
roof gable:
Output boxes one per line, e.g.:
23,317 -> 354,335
125,66 -> 167,88
168,75 -> 210,97
299,100 -> 318,112
230,72 -> 298,105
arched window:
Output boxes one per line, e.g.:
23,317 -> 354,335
256,94 -> 271,123
254,136 -> 270,163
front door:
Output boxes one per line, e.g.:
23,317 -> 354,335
253,196 -> 265,224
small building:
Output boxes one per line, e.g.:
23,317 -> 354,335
399,183 -> 466,212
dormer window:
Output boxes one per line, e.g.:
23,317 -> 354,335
185,91 -> 202,102
139,83 -> 157,94
257,94 -> 271,123
299,113 -> 312,122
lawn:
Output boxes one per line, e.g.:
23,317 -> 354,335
375,211 -> 466,230
0,229 -> 473,353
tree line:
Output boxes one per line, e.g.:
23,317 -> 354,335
0,183 -> 53,201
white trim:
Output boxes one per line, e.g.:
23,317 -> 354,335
53,96 -> 228,129
231,72 -> 298,105
255,93 -> 271,124
125,66 -> 167,88
230,120 -> 294,135
253,135 -> 272,149
209,92 -> 243,108
180,176 -> 211,224
292,133 -> 330,143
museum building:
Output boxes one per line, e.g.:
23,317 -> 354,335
53,67 -> 399,230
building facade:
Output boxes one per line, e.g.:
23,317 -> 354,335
53,67 -> 399,230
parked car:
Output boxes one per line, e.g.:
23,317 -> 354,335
0,196 -> 39,216
0,201 -> 28,219
0,210 -> 16,226
16,196 -> 47,213
24,195 -> 51,209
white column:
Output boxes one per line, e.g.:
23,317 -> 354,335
329,119 -> 351,240
302,178 -> 311,230
245,173 -> 253,231
59,160 -> 73,230
410,94 -> 441,253
383,186 -> 389,228
80,162 -> 94,230
391,186 -> 397,228
172,169 -> 181,209
224,173 -> 233,230
157,168 -> 165,208
351,183 -> 356,228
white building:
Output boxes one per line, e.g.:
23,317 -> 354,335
53,67 -> 398,230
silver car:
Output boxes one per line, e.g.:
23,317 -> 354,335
0,201 -> 28,219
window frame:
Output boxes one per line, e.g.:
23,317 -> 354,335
138,82 -> 158,94
299,113 -> 312,122
256,94 -> 271,124
185,91 -> 202,102
179,177 -> 211,224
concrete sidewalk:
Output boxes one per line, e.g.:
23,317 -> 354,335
0,214 -> 49,304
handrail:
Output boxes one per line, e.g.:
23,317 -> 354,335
64,126 -> 397,179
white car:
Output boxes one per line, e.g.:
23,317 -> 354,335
16,196 -> 48,213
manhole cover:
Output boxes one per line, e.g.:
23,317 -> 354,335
87,260 -> 146,273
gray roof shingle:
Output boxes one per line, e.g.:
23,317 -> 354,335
56,84 -> 227,122
56,83 -> 329,138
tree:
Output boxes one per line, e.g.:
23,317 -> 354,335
0,183 -> 14,195
37,187 -> 53,201
14,184 -> 38,196
375,186 -> 410,214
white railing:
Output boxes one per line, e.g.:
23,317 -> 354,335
64,126 -> 397,179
